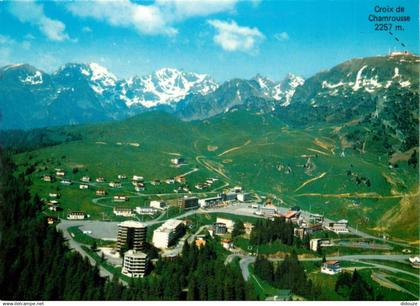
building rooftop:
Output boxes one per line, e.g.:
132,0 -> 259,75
325,260 -> 339,265
336,219 -> 348,224
283,211 -> 298,219
119,220 -> 147,228
124,250 -> 148,258
155,219 -> 183,232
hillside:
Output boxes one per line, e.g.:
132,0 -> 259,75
282,54 -> 419,155
12,109 -> 419,242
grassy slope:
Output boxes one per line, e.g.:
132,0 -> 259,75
15,110 -> 418,241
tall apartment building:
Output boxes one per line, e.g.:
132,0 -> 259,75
152,219 -> 184,249
121,250 -> 149,278
116,220 -> 148,253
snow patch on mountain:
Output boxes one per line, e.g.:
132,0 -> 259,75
20,70 -> 43,85
352,65 -> 368,91
253,73 -> 304,107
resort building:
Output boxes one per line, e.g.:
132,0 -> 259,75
152,219 -> 185,249
116,221 -> 148,253
178,196 -> 199,210
237,193 -> 251,202
150,200 -> 166,210
198,196 -> 222,208
324,219 -> 349,234
121,250 -> 149,278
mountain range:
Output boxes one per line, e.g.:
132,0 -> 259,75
0,53 -> 418,148
0,62 -> 301,129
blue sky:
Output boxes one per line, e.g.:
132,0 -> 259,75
0,0 -> 418,81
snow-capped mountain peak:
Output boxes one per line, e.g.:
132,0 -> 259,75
87,62 -> 117,86
117,67 -> 218,108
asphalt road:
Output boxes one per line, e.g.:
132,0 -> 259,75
225,253 -> 419,282
57,221 -> 125,284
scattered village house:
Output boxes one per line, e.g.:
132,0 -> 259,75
49,205 -> 60,212
61,179 -> 72,185
175,176 -> 186,184
47,216 -> 58,225
81,176 -> 90,182
46,200 -> 59,206
195,237 -> 206,248
43,175 -> 54,182
109,181 -> 122,188
151,179 -> 160,186
96,177 -> 105,182
409,256 -> 420,268
113,195 -> 129,202
49,192 -> 60,198
113,206 -> 133,217
67,211 -> 87,220
165,178 -> 175,184
132,175 -> 144,182
171,157 -> 185,165
56,170 -> 65,176
221,239 -> 233,250
96,189 -> 106,196
321,260 -> 342,275
79,184 -> 89,190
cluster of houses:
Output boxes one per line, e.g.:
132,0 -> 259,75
198,187 -> 251,209
113,200 -> 167,217
194,177 -> 218,190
